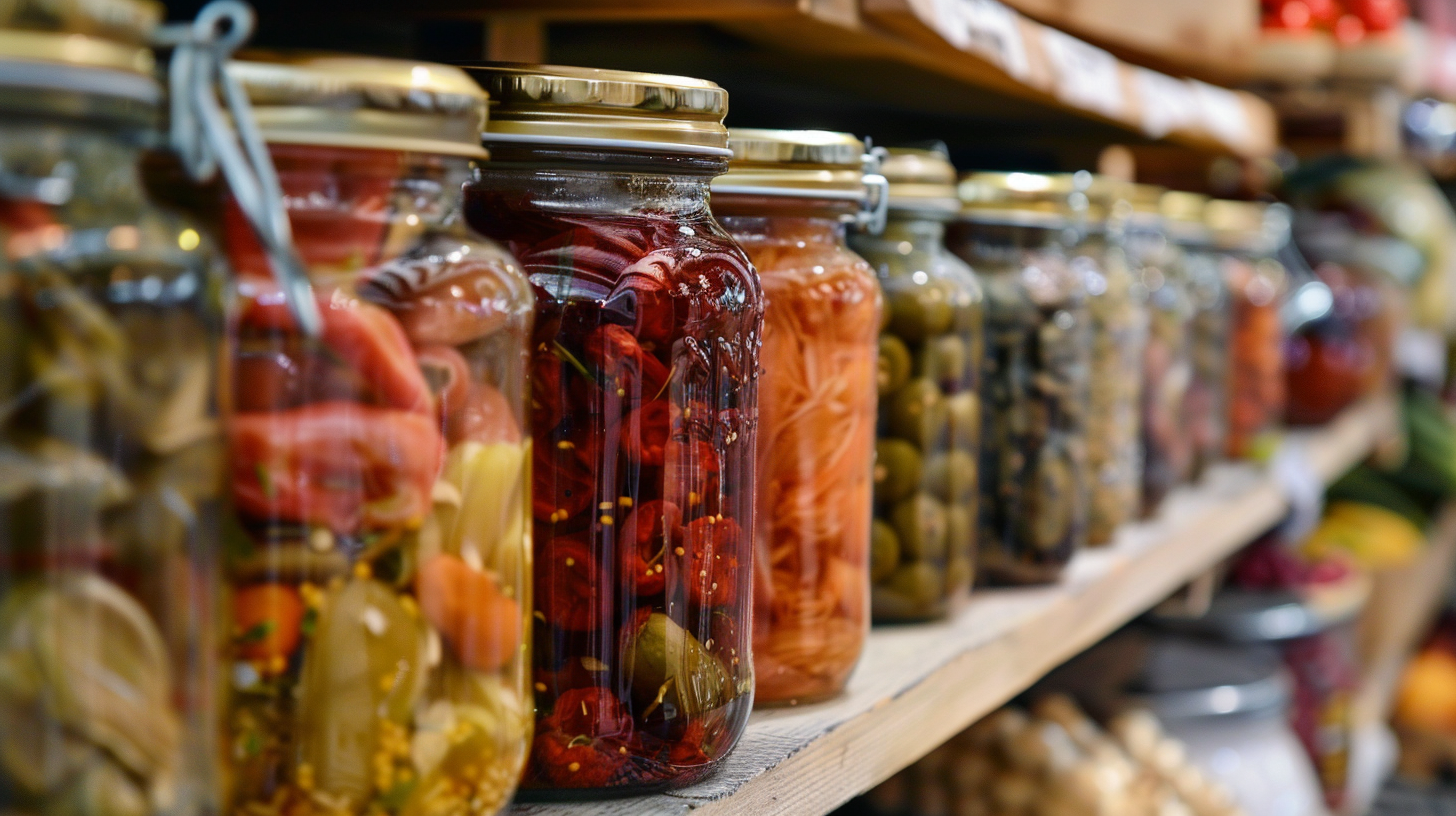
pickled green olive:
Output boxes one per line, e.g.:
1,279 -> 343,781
890,493 -> 949,562
886,280 -> 955,343
625,612 -> 732,719
887,378 -> 948,450
880,562 -> 944,608
874,439 -> 924,504
870,520 -> 902,582
1021,447 -> 1076,551
917,334 -> 969,387
878,335 -> 913,396
925,450 -> 977,504
945,392 -> 980,452
946,504 -> 974,553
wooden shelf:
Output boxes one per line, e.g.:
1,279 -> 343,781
509,394 -> 1398,816
384,0 -> 1278,158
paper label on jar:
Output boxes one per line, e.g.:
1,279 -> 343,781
1135,68 -> 1201,139
1272,440 -> 1323,542
1040,28 -> 1125,119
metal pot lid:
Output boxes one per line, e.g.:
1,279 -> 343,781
1148,587 -> 1361,643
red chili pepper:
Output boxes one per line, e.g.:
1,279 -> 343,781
529,731 -> 630,788
622,401 -> 671,467
678,516 -> 741,607
531,345 -> 566,432
533,428 -> 600,522
664,437 -> 721,512
230,401 -> 444,534
584,325 -> 670,405
541,687 -> 634,738
618,499 -> 681,597
237,282 -> 433,415
534,534 -> 610,632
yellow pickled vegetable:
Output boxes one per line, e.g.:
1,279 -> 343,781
1302,501 -> 1425,569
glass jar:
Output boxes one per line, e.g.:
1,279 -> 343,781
0,7 -> 224,816
949,173 -> 1089,586
1173,208 -> 1232,481
217,57 -> 534,816
1127,187 -> 1193,518
1285,262 -> 1393,425
1210,201 -> 1288,460
463,65 -> 761,795
712,130 -> 879,705
1075,177 -> 1146,546
849,147 -> 984,621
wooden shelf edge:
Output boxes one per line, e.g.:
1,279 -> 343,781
508,394 -> 1396,816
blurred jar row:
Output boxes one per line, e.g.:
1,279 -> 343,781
0,3 -> 1399,814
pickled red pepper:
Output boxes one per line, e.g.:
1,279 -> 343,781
727,214 -> 880,704
217,57 -> 535,816
466,185 -> 762,790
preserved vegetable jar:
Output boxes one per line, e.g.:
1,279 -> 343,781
849,147 -> 984,621
462,65 -> 762,795
218,57 -> 534,816
949,173 -> 1090,586
1129,186 -> 1193,517
1284,262 -> 1393,425
0,5 -> 224,816
1074,177 -> 1146,546
1208,201 -> 1288,460
1164,194 -> 1231,479
712,129 -> 880,704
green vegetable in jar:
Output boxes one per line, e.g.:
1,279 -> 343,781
624,612 -> 732,720
890,493 -> 949,562
877,335 -> 912,396
1021,447 -> 1076,552
916,335 -> 968,388
870,520 -> 902,582
297,577 -> 429,803
873,562 -> 945,613
886,280 -> 954,343
874,439 -> 923,504
945,392 -> 980,452
925,450 -> 977,504
887,378 -> 948,451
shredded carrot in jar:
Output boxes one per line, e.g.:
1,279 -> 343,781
724,214 -> 881,705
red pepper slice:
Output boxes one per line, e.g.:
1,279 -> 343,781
584,325 -> 669,406
622,401 -> 670,467
540,687 -> 634,739
678,516 -> 741,608
529,730 -> 630,788
618,499 -> 681,597
664,437 -> 721,512
532,428 -> 601,522
608,250 -> 677,346
534,534 -> 610,632
531,345 -> 566,433
230,401 -> 444,534
238,282 -> 433,415
414,344 -> 471,438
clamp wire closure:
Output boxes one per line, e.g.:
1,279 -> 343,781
859,144 -> 890,236
157,0 -> 321,337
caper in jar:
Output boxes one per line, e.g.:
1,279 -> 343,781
874,439 -> 924,504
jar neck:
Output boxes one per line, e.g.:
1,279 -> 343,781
0,114 -> 152,214
471,162 -> 714,219
718,213 -> 847,249
947,221 -> 1062,272
711,192 -> 858,223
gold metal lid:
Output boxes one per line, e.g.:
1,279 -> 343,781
227,54 -> 489,158
0,0 -> 160,98
467,63 -> 730,156
881,147 -> 959,214
712,128 -> 866,201
957,171 -> 1073,228
1161,191 -> 1212,245
1206,199 -> 1272,252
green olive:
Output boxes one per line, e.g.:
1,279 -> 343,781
1021,448 -> 1076,552
872,562 -> 946,620
877,335 -> 912,396
624,612 -> 732,719
886,281 -> 954,343
925,450 -> 978,504
887,378 -> 948,450
945,502 -> 975,562
870,520 -> 902,583
945,392 -> 981,452
890,493 -> 949,562
873,439 -> 923,504
916,334 -> 968,387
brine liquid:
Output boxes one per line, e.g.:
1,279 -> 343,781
465,177 -> 762,793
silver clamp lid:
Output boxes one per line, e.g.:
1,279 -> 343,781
156,0 -> 320,337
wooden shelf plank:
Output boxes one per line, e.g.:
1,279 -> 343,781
509,394 -> 1397,816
